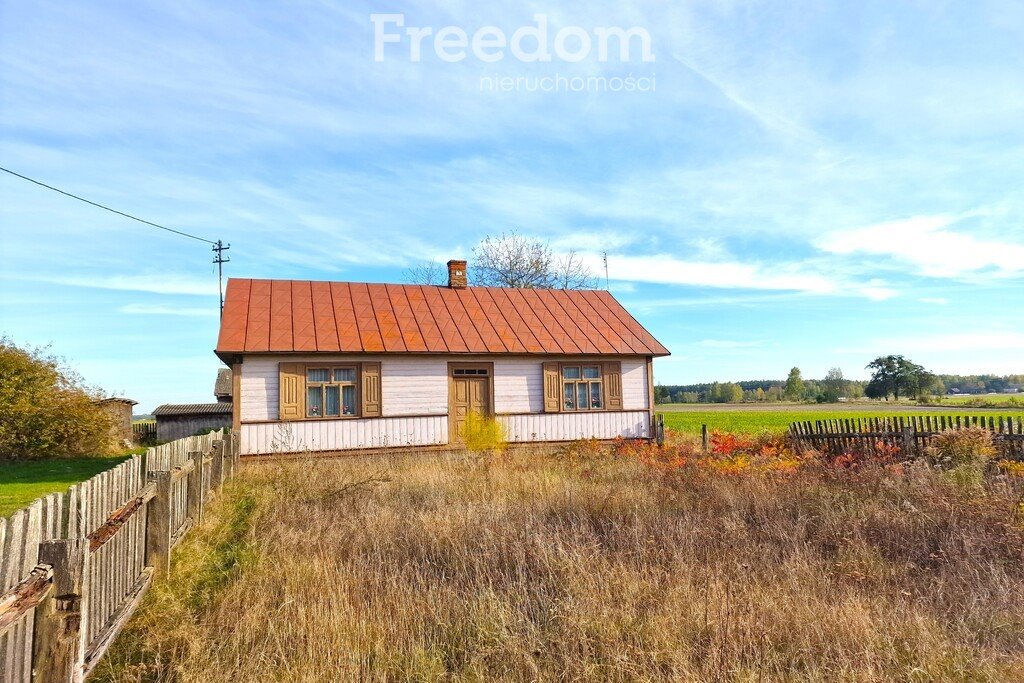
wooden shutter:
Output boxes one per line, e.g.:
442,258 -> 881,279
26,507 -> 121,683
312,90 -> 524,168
361,362 -> 381,417
279,363 -> 305,421
543,362 -> 561,413
603,361 -> 623,410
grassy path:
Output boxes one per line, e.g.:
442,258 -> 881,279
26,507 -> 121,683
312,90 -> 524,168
0,455 -> 132,517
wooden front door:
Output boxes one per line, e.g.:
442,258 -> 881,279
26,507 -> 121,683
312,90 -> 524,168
450,365 -> 492,442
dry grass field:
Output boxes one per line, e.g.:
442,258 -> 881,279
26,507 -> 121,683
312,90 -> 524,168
96,440 -> 1024,682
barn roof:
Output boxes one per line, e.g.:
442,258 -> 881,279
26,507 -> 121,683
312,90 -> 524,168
216,279 -> 669,357
153,403 -> 233,417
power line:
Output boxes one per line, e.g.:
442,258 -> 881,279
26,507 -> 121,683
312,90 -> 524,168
2,164 -> 231,315
0,165 -> 217,245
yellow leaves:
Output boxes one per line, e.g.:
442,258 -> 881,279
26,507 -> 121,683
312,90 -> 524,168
463,411 -> 506,454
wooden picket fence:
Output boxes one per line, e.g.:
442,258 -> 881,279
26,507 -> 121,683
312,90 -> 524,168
130,422 -> 156,443
0,429 -> 238,683
790,415 -> 1024,459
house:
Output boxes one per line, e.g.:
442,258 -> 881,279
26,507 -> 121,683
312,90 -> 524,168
152,372 -> 233,441
215,260 -> 670,456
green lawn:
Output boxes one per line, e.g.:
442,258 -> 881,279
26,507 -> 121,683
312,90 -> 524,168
659,403 -> 1024,435
0,456 -> 133,518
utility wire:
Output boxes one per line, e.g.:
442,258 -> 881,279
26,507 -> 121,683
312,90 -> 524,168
0,165 -> 217,245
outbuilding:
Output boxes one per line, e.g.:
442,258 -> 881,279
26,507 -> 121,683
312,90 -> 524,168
215,261 -> 669,456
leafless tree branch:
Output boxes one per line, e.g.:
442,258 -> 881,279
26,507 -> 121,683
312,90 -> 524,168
471,231 -> 598,290
404,260 -> 445,285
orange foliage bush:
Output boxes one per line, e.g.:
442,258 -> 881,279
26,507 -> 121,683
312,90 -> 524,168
610,429 -> 804,477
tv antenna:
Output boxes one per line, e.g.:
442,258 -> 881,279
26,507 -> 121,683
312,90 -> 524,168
602,251 -> 610,290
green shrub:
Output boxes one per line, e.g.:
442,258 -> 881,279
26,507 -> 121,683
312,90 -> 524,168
0,338 -> 114,459
924,427 -> 997,470
463,411 -> 506,454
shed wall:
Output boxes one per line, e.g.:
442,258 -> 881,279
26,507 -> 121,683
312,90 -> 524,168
156,415 -> 232,442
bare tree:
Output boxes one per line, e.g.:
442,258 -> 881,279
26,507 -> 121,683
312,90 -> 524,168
471,231 -> 598,289
404,260 -> 445,285
554,250 -> 599,290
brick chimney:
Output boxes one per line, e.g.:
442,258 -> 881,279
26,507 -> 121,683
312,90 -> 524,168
447,259 -> 467,288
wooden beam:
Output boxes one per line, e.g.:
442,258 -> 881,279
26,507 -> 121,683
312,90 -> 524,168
80,568 -> 154,679
86,483 -> 156,552
0,564 -> 52,635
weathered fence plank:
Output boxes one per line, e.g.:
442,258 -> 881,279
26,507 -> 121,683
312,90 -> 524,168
1,429 -> 230,683
790,415 -> 1024,459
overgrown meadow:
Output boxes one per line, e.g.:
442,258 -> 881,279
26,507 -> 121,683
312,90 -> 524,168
96,431 -> 1024,682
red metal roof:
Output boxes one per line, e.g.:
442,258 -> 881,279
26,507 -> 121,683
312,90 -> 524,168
216,279 -> 669,357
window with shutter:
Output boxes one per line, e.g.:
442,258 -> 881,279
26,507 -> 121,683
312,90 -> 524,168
603,361 -> 623,410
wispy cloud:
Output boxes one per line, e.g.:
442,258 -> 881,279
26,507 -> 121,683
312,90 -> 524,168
698,339 -> 763,349
671,53 -> 821,145
817,214 -> 1024,279
836,332 -> 1024,355
118,303 -> 218,316
580,251 -> 896,300
5,273 -> 219,296
2,0 -> 1023,397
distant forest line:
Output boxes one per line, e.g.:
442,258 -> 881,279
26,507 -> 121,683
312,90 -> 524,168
656,373 -> 1024,405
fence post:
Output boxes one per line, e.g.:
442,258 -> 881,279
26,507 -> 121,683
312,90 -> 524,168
145,471 -> 173,576
902,426 -> 915,457
186,451 -> 204,523
223,433 -> 235,481
701,424 -> 709,453
32,539 -> 86,683
232,430 -> 240,472
210,440 -> 224,491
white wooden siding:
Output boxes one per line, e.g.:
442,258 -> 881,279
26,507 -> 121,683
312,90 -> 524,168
493,359 -> 544,413
239,354 -> 651,454
241,411 -> 650,455
242,354 -> 649,421
241,415 -> 448,455
241,355 -> 448,421
498,411 -> 650,442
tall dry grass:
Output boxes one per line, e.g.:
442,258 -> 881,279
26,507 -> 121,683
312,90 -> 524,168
96,446 -> 1024,682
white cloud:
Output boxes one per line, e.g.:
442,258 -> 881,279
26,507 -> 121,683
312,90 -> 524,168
836,331 -> 1024,355
857,280 -> 899,301
919,297 -> 949,305
698,339 -> 762,348
4,273 -> 219,296
584,252 -> 839,294
817,215 -> 1024,278
119,303 -> 218,317
549,229 -> 637,253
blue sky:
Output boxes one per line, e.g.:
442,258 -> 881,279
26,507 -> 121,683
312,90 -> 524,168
1,1 -> 1022,412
